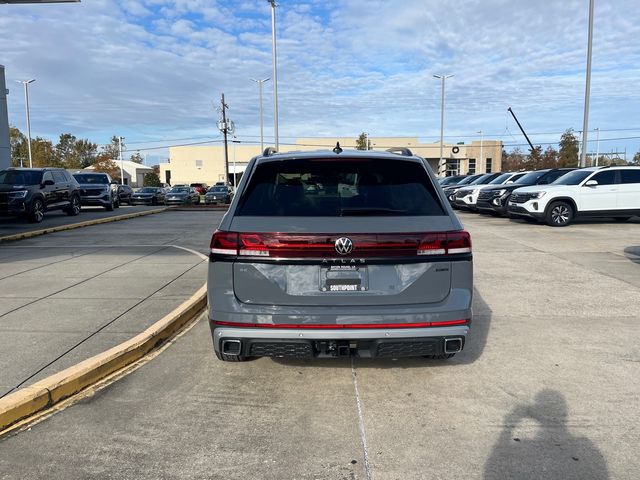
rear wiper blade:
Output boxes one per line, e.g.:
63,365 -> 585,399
339,207 -> 407,216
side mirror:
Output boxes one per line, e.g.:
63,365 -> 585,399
584,180 -> 598,187
41,179 -> 55,187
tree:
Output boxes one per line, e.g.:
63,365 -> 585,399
541,146 -> 559,169
130,152 -> 143,164
30,137 -> 57,167
93,154 -> 121,181
152,164 -> 160,175
355,132 -> 370,150
143,172 -> 161,187
558,129 -> 579,167
9,126 -> 28,167
524,146 -> 543,170
502,148 -> 526,171
101,136 -> 123,160
75,139 -> 98,168
632,150 -> 640,165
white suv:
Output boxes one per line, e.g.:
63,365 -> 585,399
507,166 -> 640,226
453,171 -> 528,210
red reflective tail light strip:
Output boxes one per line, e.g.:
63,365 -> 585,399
209,231 -> 471,258
211,319 -> 469,329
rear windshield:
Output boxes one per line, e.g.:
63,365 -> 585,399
73,173 -> 109,184
0,170 -> 42,185
236,158 -> 445,216
211,186 -> 228,192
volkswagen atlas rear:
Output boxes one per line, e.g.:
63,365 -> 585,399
208,148 -> 473,361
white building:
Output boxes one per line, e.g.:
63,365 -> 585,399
86,160 -> 154,187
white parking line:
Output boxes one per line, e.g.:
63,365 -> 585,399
351,357 -> 373,480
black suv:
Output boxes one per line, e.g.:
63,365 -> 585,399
0,167 -> 81,223
476,168 -> 575,216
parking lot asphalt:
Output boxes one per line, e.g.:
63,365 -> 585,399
1,212 -> 639,479
0,210 -> 224,399
0,205 -> 162,239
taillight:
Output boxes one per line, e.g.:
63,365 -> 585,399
210,230 -> 238,255
445,231 -> 472,254
209,231 -> 471,258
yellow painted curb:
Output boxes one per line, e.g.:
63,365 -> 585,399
0,284 -> 207,432
0,207 -> 167,243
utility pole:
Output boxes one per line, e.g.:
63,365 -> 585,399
434,74 -> 453,177
118,136 -> 124,184
221,93 -> 230,184
580,0 -> 595,168
268,0 -> 280,150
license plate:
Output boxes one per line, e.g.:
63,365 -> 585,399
320,265 -> 368,292
326,278 -> 362,292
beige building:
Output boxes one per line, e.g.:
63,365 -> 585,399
159,137 -> 502,186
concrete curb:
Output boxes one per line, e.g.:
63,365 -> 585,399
0,284 -> 207,433
0,207 -> 167,243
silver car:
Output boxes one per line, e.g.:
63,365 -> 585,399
207,147 -> 473,361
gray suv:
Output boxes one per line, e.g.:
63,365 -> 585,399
208,147 -> 473,361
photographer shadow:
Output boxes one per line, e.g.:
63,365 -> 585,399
484,389 -> 609,480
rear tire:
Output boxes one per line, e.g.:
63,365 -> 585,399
545,201 -> 573,227
28,198 -> 45,223
215,350 -> 246,362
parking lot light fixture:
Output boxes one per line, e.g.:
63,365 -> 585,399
434,74 -> 453,177
16,79 -> 35,168
268,0 -> 279,150
251,78 -> 270,151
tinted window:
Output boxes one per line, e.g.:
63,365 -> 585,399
514,170 -> 549,185
212,186 -> 229,192
53,171 -> 67,183
237,158 -> 445,217
488,173 -> 512,185
552,170 -> 593,185
620,169 -> 640,184
542,169 -> 571,184
591,170 -> 616,185
42,171 -> 54,183
73,173 -> 109,184
139,187 -> 158,193
169,187 -> 189,193
0,170 -> 43,185
453,175 -> 481,186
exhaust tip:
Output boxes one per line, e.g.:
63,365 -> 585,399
221,339 -> 242,355
444,337 -> 463,354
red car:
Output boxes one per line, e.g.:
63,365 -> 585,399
190,183 -> 209,194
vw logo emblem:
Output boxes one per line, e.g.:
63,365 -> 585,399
335,237 -> 353,255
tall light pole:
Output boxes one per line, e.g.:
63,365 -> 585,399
16,79 -> 35,168
118,136 -> 124,184
477,130 -> 484,172
580,0 -> 595,168
251,77 -> 270,152
594,127 -> 600,166
268,0 -> 279,150
434,74 -> 453,177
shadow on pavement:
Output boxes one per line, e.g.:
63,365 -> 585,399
624,246 -> 640,264
271,288 -> 491,369
484,389 -> 609,480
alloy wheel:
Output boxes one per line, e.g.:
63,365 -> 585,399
551,205 -> 570,225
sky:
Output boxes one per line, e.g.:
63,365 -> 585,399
1,0 -> 639,165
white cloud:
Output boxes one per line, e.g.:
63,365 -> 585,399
0,0 -> 638,158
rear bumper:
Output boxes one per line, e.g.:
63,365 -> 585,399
210,324 -> 469,359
